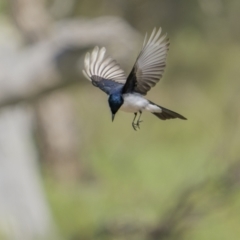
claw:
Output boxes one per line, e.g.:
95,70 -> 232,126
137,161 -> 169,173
131,113 -> 138,131
136,120 -> 143,129
132,122 -> 137,131
131,112 -> 143,130
135,111 -> 143,129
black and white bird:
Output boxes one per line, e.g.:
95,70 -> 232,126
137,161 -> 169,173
83,27 -> 187,130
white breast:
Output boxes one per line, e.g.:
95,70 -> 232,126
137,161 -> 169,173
120,93 -> 149,113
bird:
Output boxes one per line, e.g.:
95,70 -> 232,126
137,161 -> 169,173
82,27 -> 187,130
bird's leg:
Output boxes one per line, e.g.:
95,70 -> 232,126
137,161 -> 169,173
132,112 -> 138,131
136,111 -> 143,129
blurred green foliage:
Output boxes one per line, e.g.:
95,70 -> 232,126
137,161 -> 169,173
43,0 -> 240,239
72,0 -> 240,42
46,31 -> 240,239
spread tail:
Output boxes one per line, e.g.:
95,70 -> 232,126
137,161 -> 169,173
151,103 -> 187,120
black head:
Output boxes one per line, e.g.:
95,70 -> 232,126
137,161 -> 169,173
108,94 -> 123,121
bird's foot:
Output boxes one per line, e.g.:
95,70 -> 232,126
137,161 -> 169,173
132,120 -> 143,130
136,120 -> 143,129
132,122 -> 138,131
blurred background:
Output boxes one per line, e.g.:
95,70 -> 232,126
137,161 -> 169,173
0,0 -> 240,239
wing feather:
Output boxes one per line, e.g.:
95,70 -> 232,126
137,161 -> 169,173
82,46 -> 126,95
83,46 -> 126,84
123,27 -> 169,95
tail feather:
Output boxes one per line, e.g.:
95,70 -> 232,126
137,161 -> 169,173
151,104 -> 187,120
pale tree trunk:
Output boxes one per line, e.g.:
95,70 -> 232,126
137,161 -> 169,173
0,105 -> 56,240
10,0 -> 82,182
0,0 -> 140,239
35,91 -> 81,183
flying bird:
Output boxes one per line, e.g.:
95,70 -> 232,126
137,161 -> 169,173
83,27 -> 187,130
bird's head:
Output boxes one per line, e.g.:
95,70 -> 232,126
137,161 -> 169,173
108,94 -> 123,121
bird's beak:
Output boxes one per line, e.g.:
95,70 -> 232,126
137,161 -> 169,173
112,114 -> 115,122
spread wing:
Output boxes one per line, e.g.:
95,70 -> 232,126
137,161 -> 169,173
82,46 -> 126,95
123,27 -> 169,95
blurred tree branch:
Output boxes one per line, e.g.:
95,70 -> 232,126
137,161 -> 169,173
0,16 -> 140,109
10,0 -> 51,43
95,160 -> 240,240
149,161 -> 240,239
